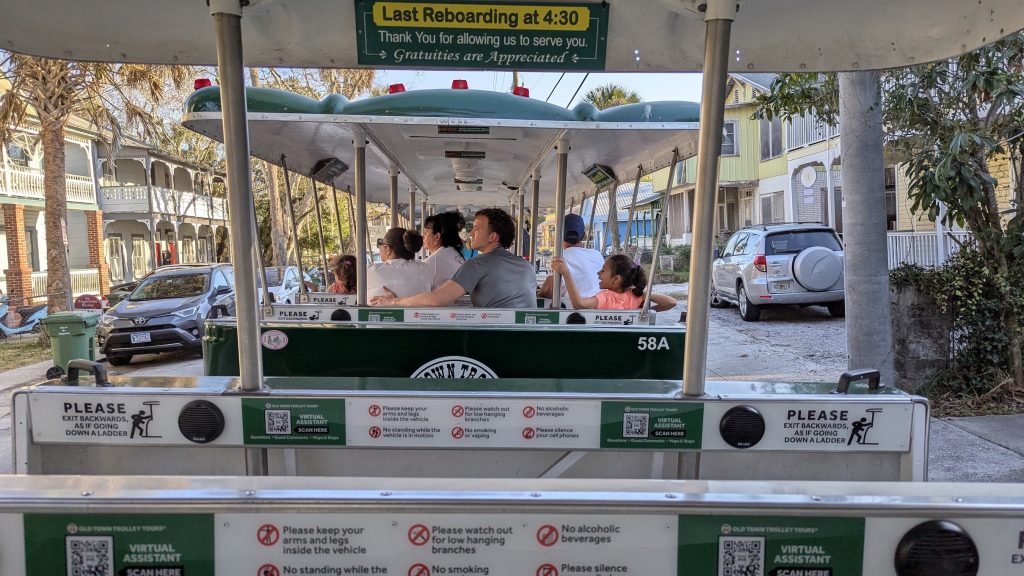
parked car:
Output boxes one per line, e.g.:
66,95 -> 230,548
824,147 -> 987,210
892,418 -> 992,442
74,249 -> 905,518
104,264 -> 213,307
97,263 -> 235,365
710,223 -> 845,321
257,266 -> 303,304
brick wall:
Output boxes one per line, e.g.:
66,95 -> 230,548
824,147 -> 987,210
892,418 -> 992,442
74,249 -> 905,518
85,210 -> 109,295
2,204 -> 35,305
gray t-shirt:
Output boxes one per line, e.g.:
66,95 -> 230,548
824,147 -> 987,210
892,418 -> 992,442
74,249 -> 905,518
452,247 -> 536,308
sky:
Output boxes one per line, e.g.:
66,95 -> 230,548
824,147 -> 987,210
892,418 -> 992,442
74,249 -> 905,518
372,70 -> 704,107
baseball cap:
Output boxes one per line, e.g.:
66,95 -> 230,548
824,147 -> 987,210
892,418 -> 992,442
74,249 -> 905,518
564,214 -> 586,243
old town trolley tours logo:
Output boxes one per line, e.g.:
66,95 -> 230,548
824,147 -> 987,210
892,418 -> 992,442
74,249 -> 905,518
411,356 -> 498,378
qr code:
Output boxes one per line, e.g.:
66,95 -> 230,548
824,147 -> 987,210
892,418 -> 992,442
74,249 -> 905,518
368,314 -> 381,322
66,535 -> 113,576
622,413 -> 649,438
524,316 -> 537,324
265,409 -> 292,434
719,536 -> 764,576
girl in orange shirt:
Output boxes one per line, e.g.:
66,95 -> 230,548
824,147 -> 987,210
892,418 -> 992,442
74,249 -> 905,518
550,254 -> 677,312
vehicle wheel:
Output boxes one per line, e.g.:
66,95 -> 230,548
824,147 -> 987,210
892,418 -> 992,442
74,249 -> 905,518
107,354 -> 132,366
826,301 -> 846,318
710,285 -> 729,308
737,284 -> 761,321
45,366 -> 64,380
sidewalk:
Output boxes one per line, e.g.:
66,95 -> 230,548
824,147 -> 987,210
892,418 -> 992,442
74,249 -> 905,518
1,352 -> 1022,481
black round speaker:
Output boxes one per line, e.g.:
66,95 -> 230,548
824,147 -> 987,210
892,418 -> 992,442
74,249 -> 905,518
177,400 -> 226,444
566,312 -> 586,324
331,309 -> 352,321
895,520 -> 978,576
719,405 -> 765,448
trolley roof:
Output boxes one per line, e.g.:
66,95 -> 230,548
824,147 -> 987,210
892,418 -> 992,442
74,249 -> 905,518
1,0 -> 1020,73
182,86 -> 700,206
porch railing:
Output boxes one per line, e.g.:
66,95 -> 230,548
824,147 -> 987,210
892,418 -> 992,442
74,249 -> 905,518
100,184 -> 227,220
886,230 -> 972,269
0,269 -> 101,302
0,167 -> 97,204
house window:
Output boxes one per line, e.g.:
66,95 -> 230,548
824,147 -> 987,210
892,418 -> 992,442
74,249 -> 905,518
722,121 -> 738,156
760,191 -> 785,224
106,235 -> 126,283
182,236 -> 196,263
885,167 -> 898,230
25,229 -> 39,271
6,143 -> 29,167
131,234 -> 151,280
760,117 -> 783,161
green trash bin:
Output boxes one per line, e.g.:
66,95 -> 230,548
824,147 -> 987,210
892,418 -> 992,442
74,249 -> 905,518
42,310 -> 100,378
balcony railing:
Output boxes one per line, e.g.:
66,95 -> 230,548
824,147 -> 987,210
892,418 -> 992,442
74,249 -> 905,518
0,167 -> 97,204
99,184 -> 228,220
0,268 -> 101,301
887,231 -> 972,269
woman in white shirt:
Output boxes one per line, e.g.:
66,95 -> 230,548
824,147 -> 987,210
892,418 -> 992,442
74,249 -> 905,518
422,211 -> 467,289
366,227 -> 432,298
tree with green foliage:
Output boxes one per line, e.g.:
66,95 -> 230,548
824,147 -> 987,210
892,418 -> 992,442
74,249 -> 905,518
0,53 -> 192,311
754,34 -> 1024,389
582,83 -> 640,110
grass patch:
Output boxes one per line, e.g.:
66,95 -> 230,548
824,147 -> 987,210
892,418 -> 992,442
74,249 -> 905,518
0,334 -> 51,371
923,376 -> 1024,418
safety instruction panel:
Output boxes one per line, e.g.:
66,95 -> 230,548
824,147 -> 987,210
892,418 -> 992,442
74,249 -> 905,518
700,401 -> 916,452
345,398 -> 601,448
5,512 -> 886,575
354,0 -> 610,71
266,306 -> 647,326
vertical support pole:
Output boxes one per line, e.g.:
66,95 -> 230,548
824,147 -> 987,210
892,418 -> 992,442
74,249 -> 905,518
280,156 -> 307,302
311,178 -> 330,287
389,166 -> 399,229
346,186 -> 356,250
840,70 -> 894,385
250,189 -> 271,313
421,198 -> 429,258
353,128 -> 369,306
330,184 -> 344,254
625,165 -> 643,249
517,191 -> 526,256
210,1 -> 266,475
409,187 -> 417,230
642,150 -> 679,317
682,0 -> 735,397
586,189 -> 598,250
608,181 -> 621,253
530,172 -> 540,265
551,135 -> 569,309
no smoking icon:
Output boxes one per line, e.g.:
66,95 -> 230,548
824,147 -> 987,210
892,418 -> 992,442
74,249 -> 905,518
451,427 -> 465,439
523,406 -> 536,418
408,524 -> 431,546
369,426 -> 382,438
451,405 -> 465,418
256,524 -> 279,546
368,404 -> 381,417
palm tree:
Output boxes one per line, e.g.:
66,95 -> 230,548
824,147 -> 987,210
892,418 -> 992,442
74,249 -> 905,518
0,53 -> 192,312
582,83 -> 641,110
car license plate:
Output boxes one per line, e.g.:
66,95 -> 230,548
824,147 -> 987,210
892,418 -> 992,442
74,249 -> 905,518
773,281 -> 792,292
130,332 -> 151,344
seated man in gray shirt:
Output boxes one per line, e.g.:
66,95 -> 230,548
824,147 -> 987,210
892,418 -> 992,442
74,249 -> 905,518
370,208 -> 536,308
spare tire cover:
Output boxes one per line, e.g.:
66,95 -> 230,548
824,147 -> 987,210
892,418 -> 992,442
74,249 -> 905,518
792,246 -> 842,291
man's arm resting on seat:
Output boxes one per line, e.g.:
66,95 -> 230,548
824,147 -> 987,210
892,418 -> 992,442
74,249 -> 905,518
536,275 -> 553,298
371,280 -> 467,307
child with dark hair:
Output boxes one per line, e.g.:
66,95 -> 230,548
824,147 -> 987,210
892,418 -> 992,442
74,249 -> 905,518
326,254 -> 357,294
551,254 -> 677,312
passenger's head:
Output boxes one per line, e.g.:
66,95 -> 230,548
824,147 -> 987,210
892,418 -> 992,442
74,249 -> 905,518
378,227 -> 423,261
472,208 -> 516,252
600,254 -> 648,296
329,254 -> 357,293
563,213 -> 586,246
423,211 -> 466,253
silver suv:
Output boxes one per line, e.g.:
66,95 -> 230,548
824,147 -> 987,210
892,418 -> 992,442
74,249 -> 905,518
711,223 -> 845,321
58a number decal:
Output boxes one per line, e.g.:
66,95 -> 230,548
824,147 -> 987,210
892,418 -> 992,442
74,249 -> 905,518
637,336 -> 670,351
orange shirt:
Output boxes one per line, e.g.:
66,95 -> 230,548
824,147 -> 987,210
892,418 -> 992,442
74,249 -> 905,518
594,289 -> 643,310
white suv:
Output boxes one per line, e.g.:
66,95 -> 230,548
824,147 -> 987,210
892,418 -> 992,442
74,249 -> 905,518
711,223 -> 845,321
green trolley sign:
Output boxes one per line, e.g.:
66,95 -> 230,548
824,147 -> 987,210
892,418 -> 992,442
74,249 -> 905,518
355,0 -> 609,70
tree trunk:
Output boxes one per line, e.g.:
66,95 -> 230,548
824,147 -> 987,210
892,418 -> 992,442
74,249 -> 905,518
41,117 -> 71,313
248,69 -> 290,267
